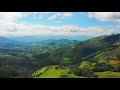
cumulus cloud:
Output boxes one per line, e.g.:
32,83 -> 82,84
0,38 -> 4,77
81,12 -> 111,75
61,12 -> 73,19
0,12 -> 29,22
49,12 -> 73,20
0,12 -> 51,22
0,20 -> 117,36
0,12 -> 118,37
49,13 -> 62,20
88,12 -> 120,22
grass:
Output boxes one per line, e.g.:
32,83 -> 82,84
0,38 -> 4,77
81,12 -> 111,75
61,58 -> 73,65
39,66 -> 69,78
94,71 -> 120,78
32,65 -> 86,78
32,66 -> 50,77
79,61 -> 94,70
68,74 -> 86,78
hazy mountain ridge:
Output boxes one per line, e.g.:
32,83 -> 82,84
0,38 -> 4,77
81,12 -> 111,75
0,36 -> 80,50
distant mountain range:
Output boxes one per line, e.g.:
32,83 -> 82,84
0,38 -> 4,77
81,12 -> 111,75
0,36 -> 80,50
6,35 -> 93,42
0,36 -> 16,48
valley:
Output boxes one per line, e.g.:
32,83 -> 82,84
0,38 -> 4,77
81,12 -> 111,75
1,12 -> 120,78
1,34 -> 120,78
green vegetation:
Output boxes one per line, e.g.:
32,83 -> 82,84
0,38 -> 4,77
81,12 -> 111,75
60,58 -> 74,66
0,38 -> 80,78
32,65 -> 86,78
79,61 -> 93,70
94,71 -> 120,78
32,33 -> 120,78
2,34 -> 120,78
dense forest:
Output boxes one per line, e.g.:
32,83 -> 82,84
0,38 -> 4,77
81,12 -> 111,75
1,34 -> 120,78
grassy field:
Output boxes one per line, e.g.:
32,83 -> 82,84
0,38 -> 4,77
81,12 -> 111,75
94,71 -> 120,78
32,65 -> 86,78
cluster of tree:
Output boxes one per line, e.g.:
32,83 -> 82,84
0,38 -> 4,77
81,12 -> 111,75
0,52 -> 48,78
69,60 -> 120,78
70,66 -> 96,78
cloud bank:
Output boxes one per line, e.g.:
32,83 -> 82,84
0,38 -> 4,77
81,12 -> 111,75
0,21 -> 117,36
88,12 -> 120,22
0,12 -> 119,37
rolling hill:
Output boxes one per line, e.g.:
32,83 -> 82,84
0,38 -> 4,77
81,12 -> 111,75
2,33 -> 120,78
0,38 -> 80,78
32,65 -> 86,78
33,33 -> 120,78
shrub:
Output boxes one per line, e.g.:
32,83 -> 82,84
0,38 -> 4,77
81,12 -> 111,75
81,68 -> 94,77
55,66 -> 59,69
71,67 -> 82,76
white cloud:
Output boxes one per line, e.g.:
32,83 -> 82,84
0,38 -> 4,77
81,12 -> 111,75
49,12 -> 73,20
0,20 -> 117,36
0,12 -> 29,22
0,12 -> 51,22
31,12 -> 51,19
88,12 -> 120,22
62,12 -> 73,19
49,13 -> 62,20
0,12 -> 118,37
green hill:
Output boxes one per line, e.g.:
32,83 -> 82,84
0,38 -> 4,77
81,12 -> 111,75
94,71 -> 120,78
33,33 -> 120,78
48,34 -> 120,64
32,65 -> 86,78
2,33 -> 120,78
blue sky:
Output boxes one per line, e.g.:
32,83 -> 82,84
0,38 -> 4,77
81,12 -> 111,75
16,12 -> 118,27
0,12 -> 120,39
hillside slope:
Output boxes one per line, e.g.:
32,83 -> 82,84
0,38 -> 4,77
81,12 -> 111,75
33,34 -> 120,78
32,65 -> 86,78
49,34 -> 120,64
